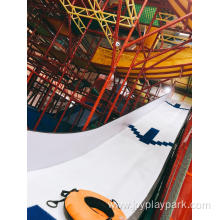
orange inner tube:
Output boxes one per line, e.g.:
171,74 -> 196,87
65,189 -> 127,220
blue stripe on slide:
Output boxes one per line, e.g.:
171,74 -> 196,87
27,205 -> 56,220
128,125 -> 174,147
165,101 -> 190,110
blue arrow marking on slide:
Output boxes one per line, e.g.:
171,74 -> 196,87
128,125 -> 173,147
165,101 -> 190,110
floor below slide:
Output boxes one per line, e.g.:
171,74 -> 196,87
27,99 -> 191,219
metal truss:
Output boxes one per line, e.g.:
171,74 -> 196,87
159,32 -> 191,46
27,0 -> 192,133
59,0 -> 137,28
59,0 -> 137,47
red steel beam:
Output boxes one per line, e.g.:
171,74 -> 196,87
33,20 -> 93,131
120,10 -> 161,115
132,38 -> 192,68
125,12 -> 192,49
155,114 -> 192,219
120,24 -> 160,114
53,37 -> 102,132
31,0 -> 109,131
82,0 -> 150,131
104,33 -> 191,123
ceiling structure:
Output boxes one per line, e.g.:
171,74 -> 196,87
27,0 -> 192,132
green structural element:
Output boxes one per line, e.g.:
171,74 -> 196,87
91,88 -> 99,96
28,21 -> 50,37
67,79 -> 91,91
69,5 -> 160,39
135,5 -> 160,27
66,80 -> 99,96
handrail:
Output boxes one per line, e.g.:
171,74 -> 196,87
139,108 -> 192,219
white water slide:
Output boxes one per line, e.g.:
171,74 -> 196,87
28,94 -> 191,219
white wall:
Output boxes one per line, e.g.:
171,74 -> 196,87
28,94 -> 169,170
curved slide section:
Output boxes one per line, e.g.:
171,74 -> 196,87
28,97 -> 191,219
91,47 -> 192,79
28,95 -> 169,171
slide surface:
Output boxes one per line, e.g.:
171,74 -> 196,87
28,98 -> 191,219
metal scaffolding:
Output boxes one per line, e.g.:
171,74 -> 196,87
27,0 -> 192,133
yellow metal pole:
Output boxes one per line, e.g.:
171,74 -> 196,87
59,0 -> 87,34
87,0 -> 114,47
125,0 -> 137,25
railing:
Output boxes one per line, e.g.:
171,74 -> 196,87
139,108 -> 192,219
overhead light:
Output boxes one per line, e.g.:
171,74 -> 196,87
164,86 -> 171,93
116,41 -> 120,47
